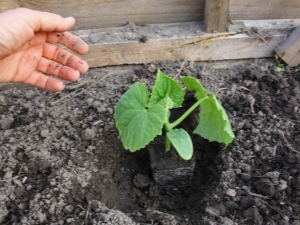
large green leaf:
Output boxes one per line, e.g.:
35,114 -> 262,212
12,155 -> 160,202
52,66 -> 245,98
181,76 -> 207,100
167,128 -> 193,160
194,94 -> 235,147
114,82 -> 166,151
149,70 -> 185,109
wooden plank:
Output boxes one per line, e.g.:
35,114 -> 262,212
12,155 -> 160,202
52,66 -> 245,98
0,0 -> 205,30
275,25 -> 300,67
70,20 -> 300,68
230,0 -> 300,20
0,0 -> 18,12
205,0 -> 230,32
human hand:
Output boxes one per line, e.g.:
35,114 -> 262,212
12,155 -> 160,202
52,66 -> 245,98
0,8 -> 89,92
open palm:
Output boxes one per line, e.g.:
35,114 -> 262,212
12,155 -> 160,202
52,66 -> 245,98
0,8 -> 89,91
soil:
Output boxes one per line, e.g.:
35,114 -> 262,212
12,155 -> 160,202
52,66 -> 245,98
0,59 -> 299,225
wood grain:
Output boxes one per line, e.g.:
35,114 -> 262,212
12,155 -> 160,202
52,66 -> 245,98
71,20 -> 300,68
0,0 -> 18,11
230,0 -> 300,20
0,0 -> 205,30
205,0 -> 230,32
275,25 -> 300,67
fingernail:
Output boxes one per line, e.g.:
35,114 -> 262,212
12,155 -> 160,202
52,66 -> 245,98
64,17 -> 75,24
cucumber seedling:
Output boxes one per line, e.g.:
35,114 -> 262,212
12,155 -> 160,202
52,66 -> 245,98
114,70 -> 235,160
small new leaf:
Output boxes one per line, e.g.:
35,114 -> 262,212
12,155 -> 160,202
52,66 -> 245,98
149,70 -> 185,109
114,82 -> 166,151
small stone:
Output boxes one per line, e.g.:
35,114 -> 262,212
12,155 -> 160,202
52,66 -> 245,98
3,171 -> 13,180
0,95 -> 7,105
63,205 -> 74,214
37,211 -> 46,223
107,107 -> 114,114
40,129 -> 49,138
240,163 -> 252,173
66,218 -> 74,223
226,188 -> 237,197
219,217 -> 235,225
265,171 -> 280,179
148,64 -> 157,73
206,204 -> 226,217
82,128 -> 96,141
277,179 -> 288,191
206,206 -> 221,217
99,213 -> 111,223
0,117 -> 14,130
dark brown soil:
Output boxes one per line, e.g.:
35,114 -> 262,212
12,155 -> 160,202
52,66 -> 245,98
0,59 -> 299,225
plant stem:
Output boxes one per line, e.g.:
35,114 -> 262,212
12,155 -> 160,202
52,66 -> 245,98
164,120 -> 172,132
164,122 -> 172,151
170,97 -> 208,129
165,136 -> 171,152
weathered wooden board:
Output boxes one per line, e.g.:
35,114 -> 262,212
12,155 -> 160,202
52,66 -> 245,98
230,0 -> 300,20
205,0 -> 230,32
71,20 -> 300,68
0,0 -> 205,30
275,25 -> 300,67
0,0 -> 18,12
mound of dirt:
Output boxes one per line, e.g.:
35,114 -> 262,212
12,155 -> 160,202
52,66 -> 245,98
0,59 -> 299,225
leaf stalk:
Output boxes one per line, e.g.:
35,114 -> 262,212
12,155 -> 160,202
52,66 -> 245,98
170,97 -> 208,129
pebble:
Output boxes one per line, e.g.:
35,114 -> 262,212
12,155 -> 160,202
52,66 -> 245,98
0,95 -> 7,105
206,204 -> 226,217
148,64 -> 157,73
226,189 -> 237,197
240,163 -> 252,173
99,213 -> 111,223
0,117 -> 14,130
82,128 -> 96,141
40,129 -> 49,138
218,217 -> 236,225
63,205 -> 74,214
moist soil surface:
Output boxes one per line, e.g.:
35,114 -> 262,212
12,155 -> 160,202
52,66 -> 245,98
0,59 -> 299,225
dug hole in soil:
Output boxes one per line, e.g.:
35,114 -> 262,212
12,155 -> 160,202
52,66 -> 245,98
0,59 -> 299,225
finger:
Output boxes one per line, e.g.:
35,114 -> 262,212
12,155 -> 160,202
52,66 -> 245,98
31,9 -> 76,32
22,70 -> 65,92
37,57 -> 80,82
42,42 -> 89,74
46,31 -> 89,55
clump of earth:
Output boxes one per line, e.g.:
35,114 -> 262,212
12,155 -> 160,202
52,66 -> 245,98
0,59 -> 299,225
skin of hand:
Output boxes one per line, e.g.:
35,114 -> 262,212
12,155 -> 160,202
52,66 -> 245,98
0,8 -> 89,92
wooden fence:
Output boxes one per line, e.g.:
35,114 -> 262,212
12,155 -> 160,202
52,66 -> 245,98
1,0 -> 300,67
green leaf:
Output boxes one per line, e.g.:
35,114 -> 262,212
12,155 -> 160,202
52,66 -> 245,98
167,128 -> 193,160
274,67 -> 284,72
149,70 -> 185,109
181,76 -> 207,100
114,82 -> 166,151
194,94 -> 235,147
